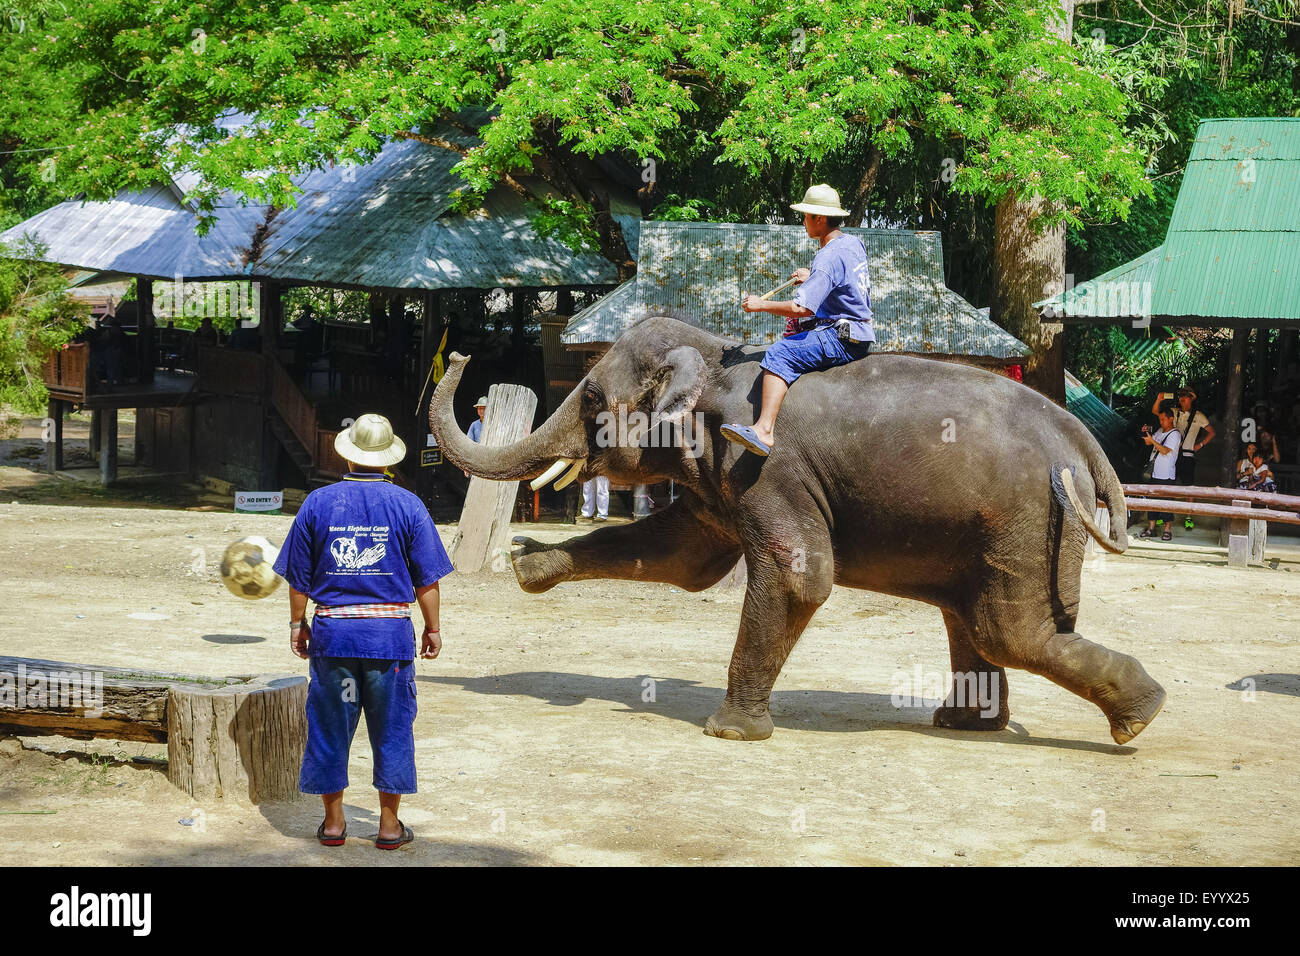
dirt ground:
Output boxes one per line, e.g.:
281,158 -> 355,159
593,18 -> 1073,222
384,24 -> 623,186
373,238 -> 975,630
0,426 -> 1298,865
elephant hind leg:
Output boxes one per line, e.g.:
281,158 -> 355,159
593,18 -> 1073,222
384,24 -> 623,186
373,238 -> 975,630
970,602 -> 1165,744
933,608 -> 1010,731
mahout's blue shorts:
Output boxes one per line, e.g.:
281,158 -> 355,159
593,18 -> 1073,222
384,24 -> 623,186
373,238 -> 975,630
760,326 -> 872,384
300,656 -> 418,795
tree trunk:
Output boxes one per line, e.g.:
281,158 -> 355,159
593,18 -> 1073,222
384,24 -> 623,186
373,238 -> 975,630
1219,328 -> 1249,487
450,383 -> 539,572
990,0 -> 1074,405
992,193 -> 1066,403
167,674 -> 308,804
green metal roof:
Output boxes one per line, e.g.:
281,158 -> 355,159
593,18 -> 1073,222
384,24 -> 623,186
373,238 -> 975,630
1038,117 -> 1300,326
1065,369 -> 1130,461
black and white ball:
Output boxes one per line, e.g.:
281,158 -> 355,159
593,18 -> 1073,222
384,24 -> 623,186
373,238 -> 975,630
220,536 -> 283,600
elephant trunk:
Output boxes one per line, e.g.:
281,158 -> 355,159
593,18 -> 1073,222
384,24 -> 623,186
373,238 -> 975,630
428,352 -> 589,483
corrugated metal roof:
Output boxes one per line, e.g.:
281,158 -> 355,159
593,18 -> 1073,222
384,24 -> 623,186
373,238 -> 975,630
1038,117 -> 1300,323
1065,369 -> 1131,461
0,181 -> 262,279
1,119 -> 637,291
562,222 -> 1029,359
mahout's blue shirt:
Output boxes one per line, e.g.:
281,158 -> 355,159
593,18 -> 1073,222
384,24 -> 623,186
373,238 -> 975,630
273,472 -> 454,660
792,233 -> 874,343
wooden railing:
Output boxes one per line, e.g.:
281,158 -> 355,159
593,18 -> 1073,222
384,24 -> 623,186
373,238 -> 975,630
315,430 -> 348,479
196,346 -> 263,397
41,343 -> 90,401
1122,482 -> 1300,567
270,359 -> 318,454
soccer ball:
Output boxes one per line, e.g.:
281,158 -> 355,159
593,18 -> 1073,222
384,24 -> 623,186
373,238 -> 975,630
220,536 -> 283,600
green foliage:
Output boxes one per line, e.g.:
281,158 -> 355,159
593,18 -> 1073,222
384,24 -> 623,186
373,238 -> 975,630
0,236 -> 89,413
0,0 -> 83,229
25,0 -> 1158,245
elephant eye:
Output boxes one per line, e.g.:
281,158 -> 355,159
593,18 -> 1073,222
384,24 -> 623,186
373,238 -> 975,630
581,381 -> 605,415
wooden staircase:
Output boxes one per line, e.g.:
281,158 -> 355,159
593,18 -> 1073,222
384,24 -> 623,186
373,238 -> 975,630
268,359 -> 347,486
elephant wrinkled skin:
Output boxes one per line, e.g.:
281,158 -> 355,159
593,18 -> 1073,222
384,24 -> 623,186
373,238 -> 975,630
430,317 -> 1164,745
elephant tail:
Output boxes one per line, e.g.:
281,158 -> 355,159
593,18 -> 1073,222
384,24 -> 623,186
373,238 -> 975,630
1055,460 -> 1129,555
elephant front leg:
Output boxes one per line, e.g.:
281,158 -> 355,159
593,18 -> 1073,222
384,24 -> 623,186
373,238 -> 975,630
932,608 -> 1010,731
705,548 -> 833,741
510,497 -> 742,594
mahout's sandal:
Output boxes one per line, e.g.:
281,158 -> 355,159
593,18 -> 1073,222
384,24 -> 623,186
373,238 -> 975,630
720,424 -> 771,457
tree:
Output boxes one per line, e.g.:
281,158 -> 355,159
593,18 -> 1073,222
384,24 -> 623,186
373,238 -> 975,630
35,2 -> 1150,254
0,236 -> 88,413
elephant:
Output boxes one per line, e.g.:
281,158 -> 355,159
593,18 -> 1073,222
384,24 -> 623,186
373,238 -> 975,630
429,315 -> 1165,745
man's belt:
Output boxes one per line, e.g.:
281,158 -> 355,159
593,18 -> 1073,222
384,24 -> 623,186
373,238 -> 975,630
313,602 -> 411,619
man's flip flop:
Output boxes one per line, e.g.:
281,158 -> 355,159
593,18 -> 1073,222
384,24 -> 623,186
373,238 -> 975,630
375,822 -> 414,850
720,424 -> 771,457
316,821 -> 346,846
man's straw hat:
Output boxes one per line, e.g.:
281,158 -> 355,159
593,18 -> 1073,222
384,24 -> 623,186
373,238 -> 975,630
790,184 -> 850,218
474,396 -> 489,408
334,413 -> 406,468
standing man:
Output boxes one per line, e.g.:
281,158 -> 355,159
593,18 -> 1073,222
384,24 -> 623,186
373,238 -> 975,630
581,475 -> 610,521
467,396 -> 488,443
274,413 -> 453,850
1139,408 -> 1183,542
721,184 -> 874,457
464,396 -> 488,477
1151,386 -> 1215,529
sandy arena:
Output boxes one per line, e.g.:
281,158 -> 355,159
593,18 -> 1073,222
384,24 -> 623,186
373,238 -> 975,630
1,458 -> 1298,865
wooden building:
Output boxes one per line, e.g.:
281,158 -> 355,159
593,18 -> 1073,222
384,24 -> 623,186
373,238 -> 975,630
4,116 -> 639,516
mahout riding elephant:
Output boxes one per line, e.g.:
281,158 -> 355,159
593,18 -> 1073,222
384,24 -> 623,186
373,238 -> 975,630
430,316 -> 1165,744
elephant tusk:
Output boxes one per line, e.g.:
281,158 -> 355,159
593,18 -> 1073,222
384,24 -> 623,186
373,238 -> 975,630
552,459 -> 585,490
529,459 -> 570,491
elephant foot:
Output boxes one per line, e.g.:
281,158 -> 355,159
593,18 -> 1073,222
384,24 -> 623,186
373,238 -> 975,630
1106,682 -> 1166,744
703,700 -> 773,741
510,537 -> 573,593
932,704 -> 1009,732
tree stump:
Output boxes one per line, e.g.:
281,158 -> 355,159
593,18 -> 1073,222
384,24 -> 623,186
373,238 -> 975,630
451,383 -> 538,572
167,674 -> 307,804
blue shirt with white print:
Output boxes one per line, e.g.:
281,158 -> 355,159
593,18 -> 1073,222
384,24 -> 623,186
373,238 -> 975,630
791,233 -> 874,343
273,472 -> 454,660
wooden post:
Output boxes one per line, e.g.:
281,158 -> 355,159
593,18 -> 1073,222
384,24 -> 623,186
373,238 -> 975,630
166,674 -> 307,804
44,399 -> 63,473
511,289 -> 526,376
259,281 -> 282,490
99,408 -> 118,486
89,408 -> 101,461
1218,327 -> 1250,545
137,278 -> 155,384
450,383 -> 538,572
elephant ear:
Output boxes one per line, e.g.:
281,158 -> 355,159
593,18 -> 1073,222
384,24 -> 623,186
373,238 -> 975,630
652,346 -> 707,426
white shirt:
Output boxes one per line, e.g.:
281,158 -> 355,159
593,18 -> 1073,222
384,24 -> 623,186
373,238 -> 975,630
1150,428 -> 1182,480
1173,408 -> 1209,454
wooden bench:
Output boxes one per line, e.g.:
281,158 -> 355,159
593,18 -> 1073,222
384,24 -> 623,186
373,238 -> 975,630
0,656 -> 306,804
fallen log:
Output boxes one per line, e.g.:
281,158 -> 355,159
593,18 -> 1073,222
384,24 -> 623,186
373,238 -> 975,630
0,656 -> 306,803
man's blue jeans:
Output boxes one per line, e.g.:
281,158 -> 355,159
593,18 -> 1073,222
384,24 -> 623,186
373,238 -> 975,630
300,657 -> 418,795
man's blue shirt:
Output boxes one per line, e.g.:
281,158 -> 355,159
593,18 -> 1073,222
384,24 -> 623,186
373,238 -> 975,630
467,419 -> 483,443
792,233 -> 874,343
273,473 -> 454,660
